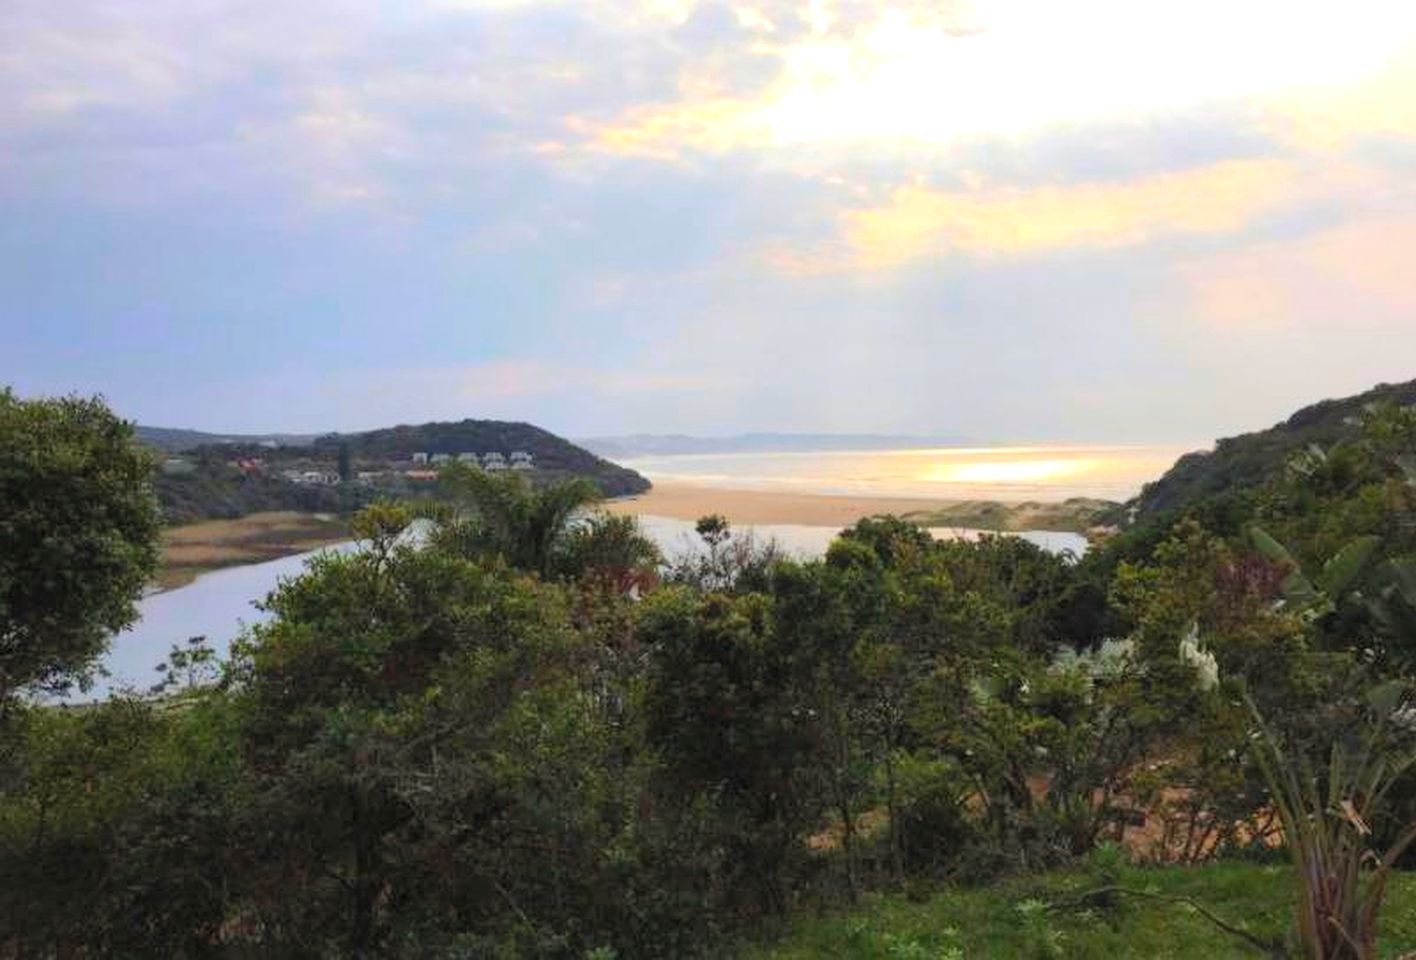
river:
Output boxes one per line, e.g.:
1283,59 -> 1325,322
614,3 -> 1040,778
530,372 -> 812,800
86,516 -> 1085,699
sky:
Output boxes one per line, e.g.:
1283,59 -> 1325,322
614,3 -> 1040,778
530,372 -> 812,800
4,0 -> 1416,443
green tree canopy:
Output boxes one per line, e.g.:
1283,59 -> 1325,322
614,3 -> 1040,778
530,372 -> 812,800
0,389 -> 161,699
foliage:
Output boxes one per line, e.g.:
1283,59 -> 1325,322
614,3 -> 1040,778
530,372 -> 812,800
0,388 -> 161,699
434,465 -> 603,576
741,862 -> 1416,959
6,386 -> 1416,957
1131,379 -> 1416,518
1248,683 -> 1416,959
664,514 -> 787,593
312,416 -> 651,496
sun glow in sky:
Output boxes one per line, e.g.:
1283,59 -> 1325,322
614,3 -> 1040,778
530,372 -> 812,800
6,0 -> 1416,439
599,0 -> 1416,152
920,457 -> 1096,486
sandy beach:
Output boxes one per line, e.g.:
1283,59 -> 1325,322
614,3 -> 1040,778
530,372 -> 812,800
605,480 -> 979,527
604,480 -> 1117,532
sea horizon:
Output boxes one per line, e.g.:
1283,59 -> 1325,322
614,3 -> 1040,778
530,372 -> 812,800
620,442 -> 1195,504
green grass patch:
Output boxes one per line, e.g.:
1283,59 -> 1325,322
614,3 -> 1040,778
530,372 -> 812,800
740,862 -> 1416,959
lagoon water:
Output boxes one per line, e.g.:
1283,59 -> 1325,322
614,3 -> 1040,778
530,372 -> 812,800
86,542 -> 359,698
622,444 -> 1190,502
93,444 -> 1159,698
92,512 -> 1088,699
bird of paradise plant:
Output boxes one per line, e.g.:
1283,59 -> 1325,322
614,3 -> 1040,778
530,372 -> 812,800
1248,681 -> 1416,959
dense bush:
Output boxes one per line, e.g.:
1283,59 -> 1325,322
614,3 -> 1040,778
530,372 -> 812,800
3,404 -> 1416,957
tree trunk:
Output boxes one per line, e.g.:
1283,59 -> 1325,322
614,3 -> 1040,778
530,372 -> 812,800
350,788 -> 379,957
883,743 -> 904,886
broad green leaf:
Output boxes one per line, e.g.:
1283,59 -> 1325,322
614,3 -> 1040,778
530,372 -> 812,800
1318,536 -> 1381,598
1366,679 -> 1407,717
1391,558 -> 1416,600
1249,525 -> 1296,567
1396,453 -> 1416,486
1249,526 -> 1318,605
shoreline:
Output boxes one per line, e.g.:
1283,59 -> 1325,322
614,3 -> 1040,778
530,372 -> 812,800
604,480 -> 1116,532
156,511 -> 350,591
152,482 -> 1115,593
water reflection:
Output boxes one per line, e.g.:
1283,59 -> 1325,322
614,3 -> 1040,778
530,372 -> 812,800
622,445 -> 1188,501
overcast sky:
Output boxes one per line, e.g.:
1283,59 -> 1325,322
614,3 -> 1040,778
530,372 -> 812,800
5,0 -> 1416,442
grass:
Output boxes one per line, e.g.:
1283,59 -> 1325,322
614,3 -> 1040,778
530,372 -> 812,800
740,862 -> 1416,959
156,510 -> 350,590
901,497 -> 1119,534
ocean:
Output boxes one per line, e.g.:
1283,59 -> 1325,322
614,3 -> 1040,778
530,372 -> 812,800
620,444 -> 1190,502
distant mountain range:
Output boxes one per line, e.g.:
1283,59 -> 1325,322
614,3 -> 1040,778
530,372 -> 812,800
1131,376 -> 1416,517
136,426 -> 318,451
577,433 -> 977,458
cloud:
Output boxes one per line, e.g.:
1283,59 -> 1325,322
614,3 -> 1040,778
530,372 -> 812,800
6,0 -> 1416,446
812,159 -> 1300,267
579,0 -> 1416,161
1177,212 -> 1416,332
1263,42 -> 1416,154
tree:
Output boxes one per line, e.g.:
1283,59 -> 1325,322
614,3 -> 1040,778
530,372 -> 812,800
0,389 -> 161,700
434,465 -> 601,577
554,512 -> 662,590
337,441 -> 354,484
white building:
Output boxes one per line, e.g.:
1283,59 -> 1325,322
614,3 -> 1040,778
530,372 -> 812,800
289,470 -> 338,486
457,452 -> 480,464
430,453 -> 452,465
510,450 -> 534,470
411,452 -> 429,464
161,458 -> 197,476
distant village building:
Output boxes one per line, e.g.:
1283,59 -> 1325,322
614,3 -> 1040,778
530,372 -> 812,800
510,451 -> 534,471
161,458 -> 197,476
430,453 -> 452,465
482,452 -> 506,466
457,452 -> 480,464
285,469 -> 339,486
405,469 -> 439,481
411,452 -> 429,464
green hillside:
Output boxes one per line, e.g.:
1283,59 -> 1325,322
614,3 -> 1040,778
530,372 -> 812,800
145,417 -> 650,523
314,418 -> 650,497
1133,377 -> 1416,518
136,425 -> 317,451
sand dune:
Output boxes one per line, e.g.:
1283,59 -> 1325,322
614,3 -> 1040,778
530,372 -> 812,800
602,480 -> 953,526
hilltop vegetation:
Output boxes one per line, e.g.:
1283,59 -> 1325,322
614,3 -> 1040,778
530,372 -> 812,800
136,425 -> 316,452
314,417 -> 650,496
154,456 -> 358,523
147,416 -> 650,524
1132,377 -> 1416,517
